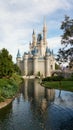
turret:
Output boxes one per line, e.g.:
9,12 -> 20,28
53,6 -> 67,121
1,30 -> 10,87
32,29 -> 36,47
50,50 -> 55,71
51,49 -> 54,56
40,39 -> 43,56
29,42 -> 32,52
33,47 -> 38,76
45,47 -> 50,56
23,53 -> 28,76
43,17 -> 47,45
16,49 -> 21,67
45,47 -> 51,77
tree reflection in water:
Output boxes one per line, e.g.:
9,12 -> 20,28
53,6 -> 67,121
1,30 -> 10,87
0,79 -> 73,130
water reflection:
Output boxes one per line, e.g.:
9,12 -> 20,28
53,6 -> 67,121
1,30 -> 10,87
21,79 -> 55,130
22,79 -> 55,111
21,79 -> 73,130
0,79 -> 73,130
0,103 -> 12,121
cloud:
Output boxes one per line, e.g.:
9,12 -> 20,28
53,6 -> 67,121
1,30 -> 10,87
0,36 -> 61,62
0,0 -> 73,62
48,36 -> 61,50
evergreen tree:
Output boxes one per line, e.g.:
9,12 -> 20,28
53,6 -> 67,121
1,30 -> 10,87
0,48 -> 14,78
57,16 -> 73,64
13,63 -> 21,75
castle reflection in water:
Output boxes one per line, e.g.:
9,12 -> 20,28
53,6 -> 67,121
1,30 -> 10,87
22,79 -> 55,113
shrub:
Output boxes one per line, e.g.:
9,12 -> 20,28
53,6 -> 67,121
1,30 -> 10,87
37,71 -> 41,77
42,76 -> 64,82
0,74 -> 23,102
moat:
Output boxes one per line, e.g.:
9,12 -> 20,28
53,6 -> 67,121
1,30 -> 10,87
0,79 -> 73,130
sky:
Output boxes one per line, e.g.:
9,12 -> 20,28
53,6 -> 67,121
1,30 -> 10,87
0,0 -> 73,62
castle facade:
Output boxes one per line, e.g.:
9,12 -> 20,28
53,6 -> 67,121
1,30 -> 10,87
16,20 -> 55,77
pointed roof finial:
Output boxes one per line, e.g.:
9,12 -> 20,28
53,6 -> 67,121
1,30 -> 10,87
44,16 -> 46,27
43,16 -> 47,31
17,49 -> 21,58
33,29 -> 35,35
52,49 -> 54,55
44,16 -> 46,24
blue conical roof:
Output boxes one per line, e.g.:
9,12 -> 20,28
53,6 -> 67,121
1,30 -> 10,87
32,29 -> 35,35
17,50 -> 21,58
34,47 -> 38,54
31,47 -> 38,55
46,47 -> 50,54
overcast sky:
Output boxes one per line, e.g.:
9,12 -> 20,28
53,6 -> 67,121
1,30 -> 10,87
0,0 -> 73,62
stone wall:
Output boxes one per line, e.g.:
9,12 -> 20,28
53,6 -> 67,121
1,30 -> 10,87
38,59 -> 45,76
28,59 -> 33,75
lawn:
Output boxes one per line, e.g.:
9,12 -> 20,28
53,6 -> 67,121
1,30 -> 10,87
42,81 -> 73,92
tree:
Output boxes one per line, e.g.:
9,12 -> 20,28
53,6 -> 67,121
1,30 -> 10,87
13,63 -> 21,75
57,16 -> 73,64
0,48 -> 14,78
55,63 -> 60,70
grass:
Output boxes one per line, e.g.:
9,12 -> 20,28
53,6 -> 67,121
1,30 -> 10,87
42,81 -> 73,92
0,73 -> 23,102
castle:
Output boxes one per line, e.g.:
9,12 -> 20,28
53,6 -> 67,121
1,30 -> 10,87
16,19 -> 55,77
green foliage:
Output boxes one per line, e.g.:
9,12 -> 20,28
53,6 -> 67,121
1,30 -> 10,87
12,73 -> 23,85
55,63 -> 60,69
57,15 -> 73,64
13,64 -> 21,75
68,73 -> 73,81
61,16 -> 73,45
0,48 -> 22,102
0,74 -> 22,102
71,73 -> 73,78
0,48 -> 21,78
0,78 -> 17,101
37,71 -> 41,76
42,76 -> 64,82
0,48 -> 14,78
42,81 -> 73,92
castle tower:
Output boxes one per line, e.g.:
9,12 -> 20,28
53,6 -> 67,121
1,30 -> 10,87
43,17 -> 47,45
40,39 -> 43,56
45,47 -> 51,77
29,42 -> 32,53
24,54 -> 28,75
16,18 -> 56,77
32,30 -> 36,47
16,49 -> 21,67
33,48 -> 38,76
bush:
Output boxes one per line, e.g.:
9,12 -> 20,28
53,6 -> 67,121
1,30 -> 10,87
42,76 -> 64,82
0,74 -> 23,102
37,71 -> 41,77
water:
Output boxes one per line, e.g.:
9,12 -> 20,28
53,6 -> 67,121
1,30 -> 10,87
0,79 -> 73,130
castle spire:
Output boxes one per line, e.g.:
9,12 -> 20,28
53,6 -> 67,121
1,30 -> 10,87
43,16 -> 47,30
43,17 -> 47,45
17,49 -> 21,58
33,29 -> 35,35
16,49 -> 21,67
32,29 -> 36,46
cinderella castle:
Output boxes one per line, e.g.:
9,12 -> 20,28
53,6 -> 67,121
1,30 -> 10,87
16,19 -> 56,77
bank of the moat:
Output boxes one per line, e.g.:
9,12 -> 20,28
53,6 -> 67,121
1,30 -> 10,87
0,74 -> 23,109
0,79 -> 73,130
41,80 -> 73,92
